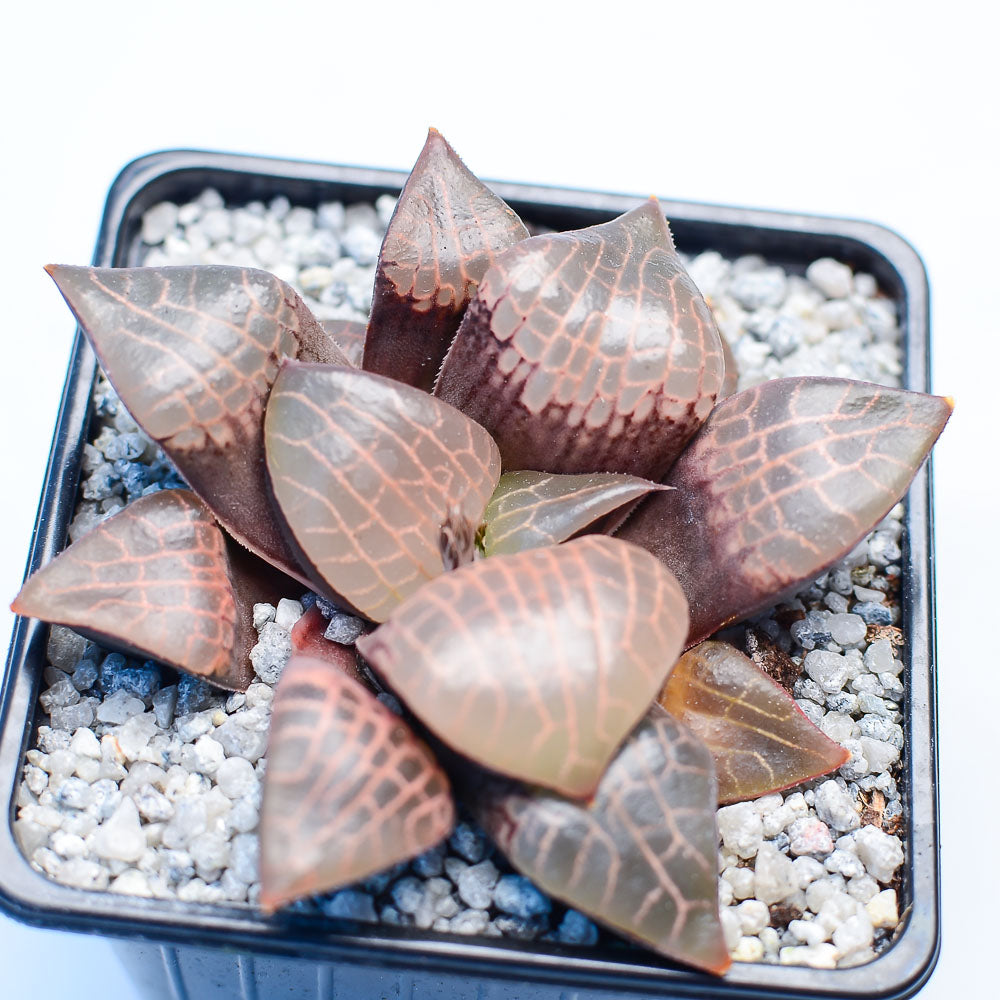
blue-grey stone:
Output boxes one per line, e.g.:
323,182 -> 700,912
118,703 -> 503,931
557,909 -> 600,945
852,602 -> 893,625
791,611 -> 833,650
100,657 -> 161,703
411,844 -> 446,879
493,875 -> 552,919
320,890 -> 377,922
176,674 -> 215,715
448,822 -> 488,864
71,659 -> 99,692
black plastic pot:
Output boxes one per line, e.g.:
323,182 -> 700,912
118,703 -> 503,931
0,150 -> 941,1000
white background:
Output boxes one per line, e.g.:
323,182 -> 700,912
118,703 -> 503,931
1,3 -> 996,997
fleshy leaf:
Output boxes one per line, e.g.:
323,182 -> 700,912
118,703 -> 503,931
618,377 -> 953,645
260,655 -> 454,912
363,129 -> 528,391
46,264 -> 350,585
719,333 -> 739,400
481,470 -> 670,555
479,711 -> 730,975
264,361 -> 501,622
357,536 -> 688,797
658,641 -> 849,802
11,490 -> 288,691
289,605 -> 371,688
435,198 -> 725,478
319,319 -> 366,366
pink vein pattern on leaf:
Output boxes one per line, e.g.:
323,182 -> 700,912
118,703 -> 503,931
435,198 -> 725,478
265,363 -> 500,622
481,470 -> 669,555
260,655 -> 454,911
357,536 -> 689,797
619,376 -> 953,645
48,265 -> 346,451
12,490 -> 237,681
46,264 -> 350,585
483,711 -> 730,974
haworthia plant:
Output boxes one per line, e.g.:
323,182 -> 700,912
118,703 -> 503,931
363,129 -> 529,391
357,536 -> 689,797
618,376 -> 953,646
46,264 -> 350,586
435,198 -> 725,479
260,655 -> 455,911
12,490 -> 288,691
264,361 -> 501,622
14,131 -> 953,976
478,710 -> 730,975
659,641 -> 849,802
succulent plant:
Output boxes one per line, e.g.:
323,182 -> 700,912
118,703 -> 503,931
12,130 -> 951,975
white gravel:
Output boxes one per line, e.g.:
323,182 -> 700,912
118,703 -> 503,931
16,187 -> 909,968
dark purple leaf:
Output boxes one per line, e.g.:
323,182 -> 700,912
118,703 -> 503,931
264,362 -> 500,622
260,654 -> 454,912
481,470 -> 670,555
47,264 -> 351,585
11,490 -> 292,691
363,129 -> 528,391
357,536 -> 689,797
435,198 -> 725,478
659,641 -> 849,802
479,711 -> 730,974
618,377 -> 953,645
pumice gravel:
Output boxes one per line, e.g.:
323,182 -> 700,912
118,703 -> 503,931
15,186 -> 908,969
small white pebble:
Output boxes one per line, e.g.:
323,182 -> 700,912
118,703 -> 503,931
274,598 -> 304,630
779,943 -> 838,968
866,888 -> 899,928
732,936 -> 765,962
736,899 -> 769,936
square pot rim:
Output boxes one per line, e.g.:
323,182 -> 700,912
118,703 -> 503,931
0,148 -> 940,1000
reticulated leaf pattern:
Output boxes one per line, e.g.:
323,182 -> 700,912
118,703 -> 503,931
357,536 -> 689,797
46,264 -> 350,584
363,129 -> 528,391
658,641 -> 849,802
12,490 -> 253,690
260,655 -> 454,912
480,710 -> 730,975
618,376 -> 953,645
481,470 -> 670,555
265,362 -> 501,622
435,198 -> 725,478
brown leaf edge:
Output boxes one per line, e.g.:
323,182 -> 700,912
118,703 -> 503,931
659,641 -> 850,803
